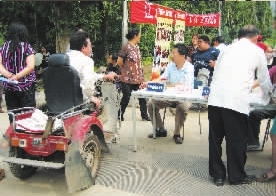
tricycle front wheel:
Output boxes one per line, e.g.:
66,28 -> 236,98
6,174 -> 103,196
80,134 -> 101,179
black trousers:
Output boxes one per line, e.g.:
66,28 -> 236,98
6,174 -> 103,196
119,82 -> 148,118
248,107 -> 276,145
0,82 -> 3,110
5,86 -> 36,123
208,105 -> 248,183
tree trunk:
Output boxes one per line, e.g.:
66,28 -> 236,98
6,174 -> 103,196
56,32 -> 71,53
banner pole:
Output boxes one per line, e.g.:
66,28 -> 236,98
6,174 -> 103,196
122,0 -> 128,46
218,1 -> 222,36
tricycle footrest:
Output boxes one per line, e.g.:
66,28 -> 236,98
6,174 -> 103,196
3,157 -> 64,169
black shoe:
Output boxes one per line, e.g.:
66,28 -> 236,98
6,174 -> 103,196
214,178 -> 224,186
230,175 -> 256,185
118,115 -> 124,121
173,134 -> 183,144
148,128 -> 167,138
142,116 -> 151,121
118,110 -> 124,121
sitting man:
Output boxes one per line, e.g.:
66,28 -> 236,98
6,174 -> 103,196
106,52 -> 120,75
106,52 -> 122,92
146,43 -> 194,144
247,65 -> 276,151
66,31 -> 117,106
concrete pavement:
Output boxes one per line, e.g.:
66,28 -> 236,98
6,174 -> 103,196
0,94 -> 275,195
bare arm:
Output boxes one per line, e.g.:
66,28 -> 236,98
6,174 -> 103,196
0,54 -> 13,78
117,56 -> 124,67
252,79 -> 259,89
209,60 -> 216,67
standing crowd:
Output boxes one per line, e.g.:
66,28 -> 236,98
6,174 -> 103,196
0,21 -> 276,187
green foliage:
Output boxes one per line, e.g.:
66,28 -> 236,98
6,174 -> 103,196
220,1 -> 272,44
266,30 -> 276,47
0,1 -> 273,67
0,23 -> 5,46
0,37 -> 3,46
139,24 -> 156,57
142,57 -> 154,66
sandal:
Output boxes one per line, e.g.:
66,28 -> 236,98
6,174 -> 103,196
256,171 -> 276,183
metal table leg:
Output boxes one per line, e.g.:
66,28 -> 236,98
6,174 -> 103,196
132,96 -> 137,152
152,100 -> 156,139
198,103 -> 202,135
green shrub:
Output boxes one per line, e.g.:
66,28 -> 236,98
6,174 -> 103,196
142,57 -> 153,67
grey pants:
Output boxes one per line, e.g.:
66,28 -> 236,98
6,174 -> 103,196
147,100 -> 191,135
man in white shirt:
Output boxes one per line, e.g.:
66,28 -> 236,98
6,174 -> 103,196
66,31 -> 116,106
208,25 -> 272,186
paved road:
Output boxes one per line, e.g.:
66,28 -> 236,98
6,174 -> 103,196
0,100 -> 275,195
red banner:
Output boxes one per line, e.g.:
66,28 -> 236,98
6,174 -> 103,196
156,4 -> 176,20
129,1 -> 220,27
130,1 -> 158,24
174,10 -> 186,22
185,13 -> 220,27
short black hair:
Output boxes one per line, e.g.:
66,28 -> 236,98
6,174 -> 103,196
110,52 -> 118,61
214,36 -> 225,44
211,37 -> 216,46
70,31 -> 89,51
198,35 -> 210,45
238,25 -> 259,39
125,28 -> 140,40
74,26 -> 83,32
173,43 -> 188,56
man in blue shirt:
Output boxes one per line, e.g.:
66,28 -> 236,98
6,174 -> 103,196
191,35 -> 220,86
146,43 -> 194,144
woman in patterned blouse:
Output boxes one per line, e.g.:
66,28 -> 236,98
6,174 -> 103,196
117,28 -> 150,121
0,22 -> 36,123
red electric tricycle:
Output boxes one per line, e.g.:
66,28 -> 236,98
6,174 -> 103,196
2,53 -> 113,193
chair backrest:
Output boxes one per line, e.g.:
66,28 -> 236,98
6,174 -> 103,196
43,53 -> 83,115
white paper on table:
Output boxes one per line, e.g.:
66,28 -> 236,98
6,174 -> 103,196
164,88 -> 203,98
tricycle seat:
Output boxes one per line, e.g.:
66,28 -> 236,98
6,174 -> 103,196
43,53 -> 83,115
